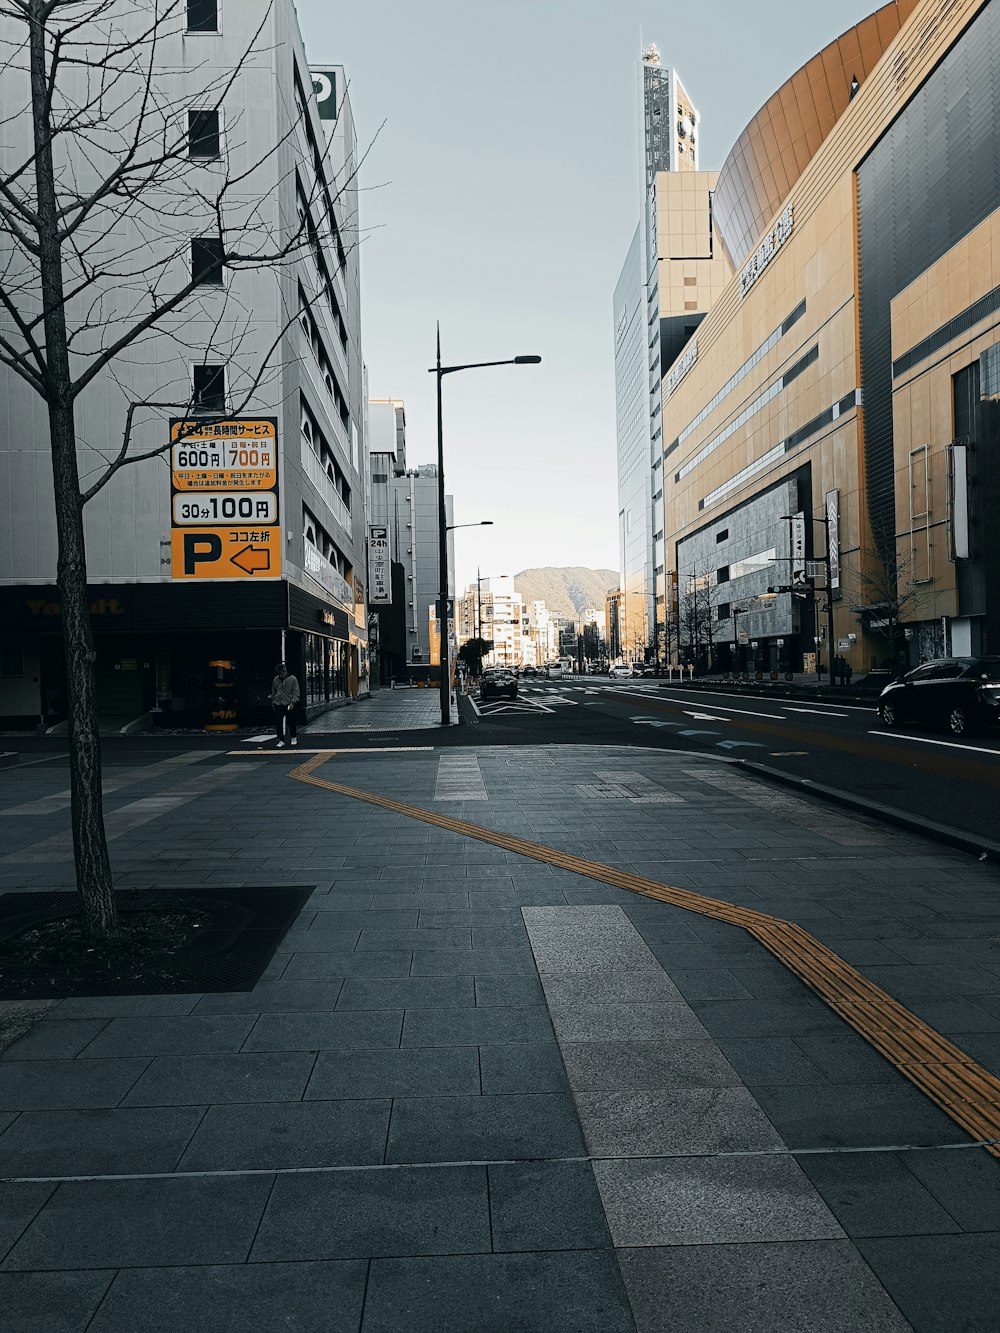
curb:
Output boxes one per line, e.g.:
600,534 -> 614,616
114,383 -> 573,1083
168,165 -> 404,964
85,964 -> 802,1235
734,758 -> 1000,861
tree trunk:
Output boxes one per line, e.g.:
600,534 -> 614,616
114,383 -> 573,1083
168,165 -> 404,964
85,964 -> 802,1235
29,1 -> 118,938
51,402 -> 119,938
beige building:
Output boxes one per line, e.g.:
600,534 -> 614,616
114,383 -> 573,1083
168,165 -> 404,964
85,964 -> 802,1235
657,0 -> 999,674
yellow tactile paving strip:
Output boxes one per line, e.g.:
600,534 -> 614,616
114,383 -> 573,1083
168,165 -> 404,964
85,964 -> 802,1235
289,752 -> 1000,1156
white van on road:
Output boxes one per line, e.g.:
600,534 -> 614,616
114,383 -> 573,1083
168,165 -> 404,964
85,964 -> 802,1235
544,662 -> 564,679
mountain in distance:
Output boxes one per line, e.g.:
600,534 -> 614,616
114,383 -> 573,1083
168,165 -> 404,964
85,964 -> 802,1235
513,567 -> 619,621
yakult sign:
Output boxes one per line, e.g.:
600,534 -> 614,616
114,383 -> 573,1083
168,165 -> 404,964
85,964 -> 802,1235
740,203 -> 794,298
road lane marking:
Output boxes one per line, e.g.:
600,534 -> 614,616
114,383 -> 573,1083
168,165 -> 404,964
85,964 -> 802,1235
786,707 -> 850,718
657,687 -> 876,713
640,693 -> 784,719
868,731 -> 1000,757
290,751 -> 1000,1160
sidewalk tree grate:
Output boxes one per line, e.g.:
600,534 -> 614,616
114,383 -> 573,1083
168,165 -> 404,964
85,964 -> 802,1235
0,886 -> 313,999
289,751 -> 1000,1159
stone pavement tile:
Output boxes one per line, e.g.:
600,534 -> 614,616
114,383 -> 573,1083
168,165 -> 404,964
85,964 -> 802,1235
791,1030 -> 905,1084
250,1165 -> 489,1261
335,976 -> 474,1010
3,1174 -> 273,1270
410,947 -> 538,977
50,995 -> 202,1019
86,1260 -> 367,1333
864,963 -> 1000,998
306,908 -> 418,932
0,1105 -> 206,1175
401,1006 -> 554,1047
488,1162 -> 610,1252
905,996 -> 1000,1033
280,949 -> 412,980
277,929 -> 360,954
949,1029 -> 1000,1071
192,981 -> 346,1014
241,1009 -> 403,1053
120,1051 -> 315,1106
0,1183 -> 57,1261
642,939 -> 762,967
474,974 -> 546,1007
78,1015 -> 256,1058
797,1151 -> 961,1237
0,1057 -> 147,1110
522,904 -> 658,975
617,1240 -> 911,1333
386,1093 -> 584,1164
1,1020 -> 110,1061
559,1038 -> 740,1092
667,967 -> 754,1001
472,926 -> 532,951
361,1251 -> 634,1333
857,1232 -> 1000,1332
0,1270 -> 115,1333
357,927 -> 472,951
477,1043 -> 569,1094
576,1087 -> 782,1156
508,885 -> 571,907
900,1147 -> 1000,1230
691,996 -> 846,1040
594,1154 -> 841,1247
715,1035 -> 828,1085
306,1046 -> 480,1100
749,1081 -> 971,1149
549,1002 -> 706,1043
418,909 -> 521,930
540,969 -> 682,1006
177,1099 -> 391,1171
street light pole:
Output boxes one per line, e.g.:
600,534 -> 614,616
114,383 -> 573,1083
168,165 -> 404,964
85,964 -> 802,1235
430,332 -> 541,726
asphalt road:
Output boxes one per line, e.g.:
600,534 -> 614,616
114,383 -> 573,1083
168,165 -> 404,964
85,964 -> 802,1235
472,678 -> 1000,850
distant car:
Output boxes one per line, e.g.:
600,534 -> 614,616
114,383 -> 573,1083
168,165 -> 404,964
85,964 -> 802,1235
877,657 -> 1000,736
480,669 -> 518,701
609,664 -> 633,679
522,666 -> 538,677
544,663 -> 564,679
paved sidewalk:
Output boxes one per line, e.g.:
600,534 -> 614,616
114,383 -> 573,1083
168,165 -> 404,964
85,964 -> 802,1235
299,687 -> 458,734
0,744 -> 999,1330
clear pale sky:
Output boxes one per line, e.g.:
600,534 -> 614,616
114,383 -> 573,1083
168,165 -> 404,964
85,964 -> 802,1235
297,0 -> 880,594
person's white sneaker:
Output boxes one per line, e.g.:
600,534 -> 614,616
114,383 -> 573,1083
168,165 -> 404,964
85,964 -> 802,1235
290,738 -> 298,746
276,740 -> 285,748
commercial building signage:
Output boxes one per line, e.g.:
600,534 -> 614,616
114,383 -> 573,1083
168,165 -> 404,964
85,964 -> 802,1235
665,339 -> 698,396
368,524 -> 391,604
169,419 -> 281,581
310,69 -> 338,121
825,488 -> 840,593
740,203 -> 793,298
788,513 -> 806,583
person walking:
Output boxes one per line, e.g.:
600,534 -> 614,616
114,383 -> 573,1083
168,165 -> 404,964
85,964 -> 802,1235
270,662 -> 300,748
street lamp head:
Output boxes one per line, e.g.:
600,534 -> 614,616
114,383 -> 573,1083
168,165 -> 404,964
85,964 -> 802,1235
513,355 -> 542,365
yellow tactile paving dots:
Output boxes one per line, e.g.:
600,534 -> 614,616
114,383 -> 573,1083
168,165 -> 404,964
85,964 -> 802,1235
288,751 -> 1000,1159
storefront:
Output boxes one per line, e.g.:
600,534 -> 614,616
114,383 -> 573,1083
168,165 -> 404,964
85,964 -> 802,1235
0,581 -> 356,729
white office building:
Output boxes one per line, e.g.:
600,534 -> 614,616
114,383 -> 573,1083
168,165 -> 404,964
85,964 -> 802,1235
0,0 -> 369,726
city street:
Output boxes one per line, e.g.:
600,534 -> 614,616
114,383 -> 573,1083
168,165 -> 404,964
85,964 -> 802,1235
1,723 -> 1000,1331
470,679 -> 1000,853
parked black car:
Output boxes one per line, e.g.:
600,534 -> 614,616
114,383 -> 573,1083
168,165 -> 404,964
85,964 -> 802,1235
480,669 -> 518,701
877,657 -> 1000,736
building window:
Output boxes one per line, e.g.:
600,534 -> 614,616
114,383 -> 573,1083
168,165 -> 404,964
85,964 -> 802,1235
1,648 -> 23,677
716,528 -> 729,543
716,566 -> 730,584
716,602 -> 731,621
193,363 -> 226,412
191,237 -> 223,286
186,0 -> 218,32
188,109 -> 220,159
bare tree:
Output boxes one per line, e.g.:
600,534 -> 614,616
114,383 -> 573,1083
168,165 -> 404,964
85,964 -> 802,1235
847,535 -> 923,672
679,569 -> 716,669
0,0 -> 368,936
